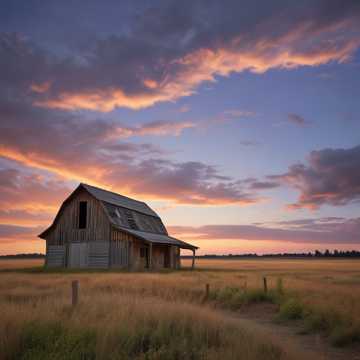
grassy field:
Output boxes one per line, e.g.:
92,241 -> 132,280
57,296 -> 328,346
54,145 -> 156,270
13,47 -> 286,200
0,258 -> 359,359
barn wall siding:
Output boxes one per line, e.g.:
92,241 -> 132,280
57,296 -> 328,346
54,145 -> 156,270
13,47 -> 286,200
45,189 -> 111,268
110,230 -> 158,270
111,229 -> 180,270
132,239 -> 147,270
110,229 -> 132,268
46,189 -> 110,246
152,246 -> 165,269
46,245 -> 66,267
88,242 -> 110,268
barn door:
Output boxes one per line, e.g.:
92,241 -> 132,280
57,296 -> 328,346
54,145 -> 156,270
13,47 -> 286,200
68,243 -> 88,268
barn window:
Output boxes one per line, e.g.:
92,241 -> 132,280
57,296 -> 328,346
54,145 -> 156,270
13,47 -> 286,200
140,247 -> 146,258
78,201 -> 87,229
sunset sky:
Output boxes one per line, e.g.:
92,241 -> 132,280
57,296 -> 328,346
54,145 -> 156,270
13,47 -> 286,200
1,0 -> 360,255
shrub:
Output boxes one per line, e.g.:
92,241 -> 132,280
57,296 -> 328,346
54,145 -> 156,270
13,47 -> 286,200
243,289 -> 275,305
278,298 -> 304,320
299,306 -> 360,347
211,286 -> 277,310
216,287 -> 239,303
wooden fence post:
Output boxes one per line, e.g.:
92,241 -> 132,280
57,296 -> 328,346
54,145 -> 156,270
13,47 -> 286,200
263,277 -> 268,293
72,280 -> 79,306
205,283 -> 209,299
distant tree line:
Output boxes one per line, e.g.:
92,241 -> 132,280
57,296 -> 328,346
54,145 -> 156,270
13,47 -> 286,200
182,250 -> 360,259
0,253 -> 45,259
1,250 -> 360,260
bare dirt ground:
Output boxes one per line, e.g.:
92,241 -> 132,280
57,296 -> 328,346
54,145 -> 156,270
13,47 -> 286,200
221,304 -> 360,360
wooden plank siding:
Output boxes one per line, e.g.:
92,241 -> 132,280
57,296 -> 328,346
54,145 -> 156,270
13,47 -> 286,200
110,230 -> 180,271
88,242 -> 110,268
110,229 -> 133,268
46,245 -> 66,267
46,189 -> 110,246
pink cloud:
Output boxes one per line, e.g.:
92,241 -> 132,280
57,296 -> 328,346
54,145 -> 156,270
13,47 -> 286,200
169,217 -> 360,244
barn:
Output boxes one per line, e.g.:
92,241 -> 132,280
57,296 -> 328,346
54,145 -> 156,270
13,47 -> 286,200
39,183 -> 198,270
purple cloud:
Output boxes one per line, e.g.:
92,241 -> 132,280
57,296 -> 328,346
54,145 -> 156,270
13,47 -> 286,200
288,113 -> 309,126
0,224 -> 41,243
271,145 -> 360,209
170,217 -> 360,244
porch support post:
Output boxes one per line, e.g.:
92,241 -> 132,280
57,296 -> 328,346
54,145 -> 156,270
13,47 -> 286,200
128,240 -> 133,270
191,248 -> 196,270
169,246 -> 173,269
149,242 -> 153,270
176,247 -> 180,269
44,240 -> 48,267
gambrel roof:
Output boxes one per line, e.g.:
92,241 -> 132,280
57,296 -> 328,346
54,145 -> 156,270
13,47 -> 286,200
82,183 -> 159,218
39,183 -> 198,250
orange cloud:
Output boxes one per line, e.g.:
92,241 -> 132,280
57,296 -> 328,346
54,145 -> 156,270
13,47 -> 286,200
30,81 -> 51,93
0,165 -> 72,222
118,120 -> 196,137
143,79 -> 158,89
31,20 -> 360,112
34,88 -> 166,111
36,39 -> 359,112
0,147 -> 105,185
0,147 -> 260,207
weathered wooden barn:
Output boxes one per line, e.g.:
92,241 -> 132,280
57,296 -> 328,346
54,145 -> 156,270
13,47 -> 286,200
39,183 -> 198,270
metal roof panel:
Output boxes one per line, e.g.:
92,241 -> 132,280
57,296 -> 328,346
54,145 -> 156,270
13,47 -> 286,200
81,183 -> 159,217
115,226 -> 198,250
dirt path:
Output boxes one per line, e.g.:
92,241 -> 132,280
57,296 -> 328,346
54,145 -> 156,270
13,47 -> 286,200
220,308 -> 360,360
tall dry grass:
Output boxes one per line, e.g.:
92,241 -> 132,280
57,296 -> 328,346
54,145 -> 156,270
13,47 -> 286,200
0,268 -> 287,359
183,258 -> 360,345
1,257 -> 360,357
183,258 -> 360,322
0,259 -> 44,270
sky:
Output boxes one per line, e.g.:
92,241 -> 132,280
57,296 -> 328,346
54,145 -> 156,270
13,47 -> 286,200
0,0 -> 360,255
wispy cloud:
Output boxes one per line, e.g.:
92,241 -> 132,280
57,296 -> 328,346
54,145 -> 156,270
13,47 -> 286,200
0,99 -> 263,206
239,140 -> 261,147
178,104 -> 190,113
169,217 -> 360,244
288,113 -> 311,126
223,110 -> 256,118
0,224 -> 42,243
0,165 -> 71,225
116,120 -> 196,137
